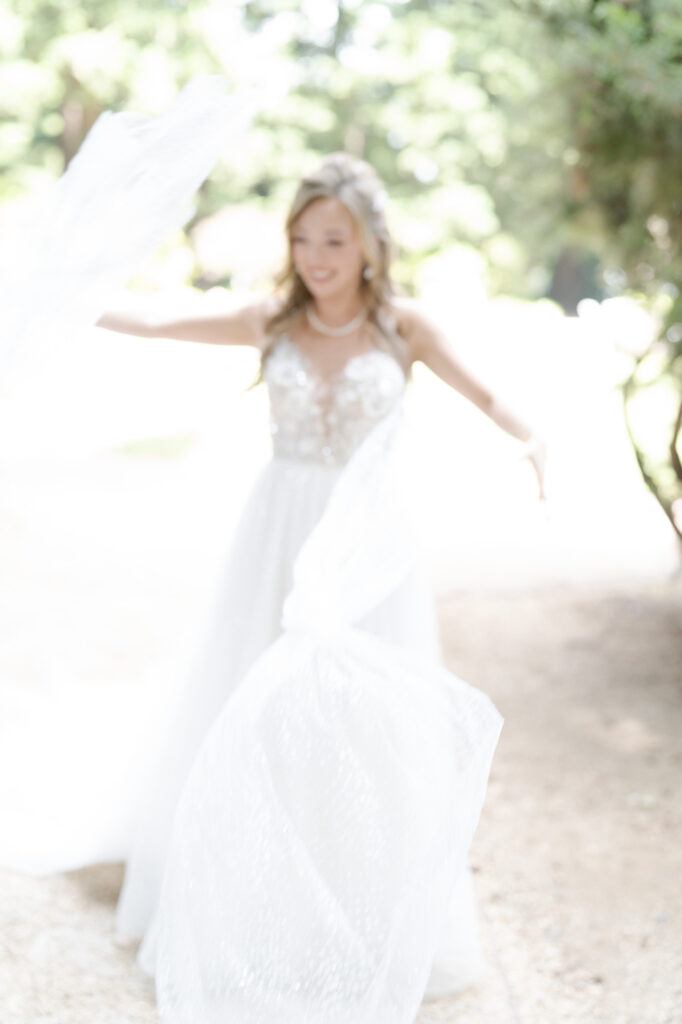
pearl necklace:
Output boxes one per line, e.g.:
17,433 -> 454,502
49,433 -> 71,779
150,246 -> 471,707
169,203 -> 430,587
306,304 -> 367,337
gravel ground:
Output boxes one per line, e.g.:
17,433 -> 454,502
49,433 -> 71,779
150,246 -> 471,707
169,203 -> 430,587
2,580 -> 680,1024
436,584 -> 682,1024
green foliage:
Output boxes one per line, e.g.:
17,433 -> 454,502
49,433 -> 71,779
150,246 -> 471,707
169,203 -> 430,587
3,0 -> 681,534
516,0 -> 682,537
0,0 -> 221,197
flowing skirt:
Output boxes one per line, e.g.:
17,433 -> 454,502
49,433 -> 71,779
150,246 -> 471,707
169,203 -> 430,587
115,453 -> 494,1011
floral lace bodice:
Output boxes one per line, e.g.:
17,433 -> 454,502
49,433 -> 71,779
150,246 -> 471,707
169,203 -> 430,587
264,334 -> 406,467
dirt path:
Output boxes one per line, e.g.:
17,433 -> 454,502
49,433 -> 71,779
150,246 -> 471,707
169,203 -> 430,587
431,584 -> 682,1024
2,582 -> 680,1024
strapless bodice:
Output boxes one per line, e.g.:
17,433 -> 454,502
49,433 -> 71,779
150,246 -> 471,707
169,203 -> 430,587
264,334 -> 406,467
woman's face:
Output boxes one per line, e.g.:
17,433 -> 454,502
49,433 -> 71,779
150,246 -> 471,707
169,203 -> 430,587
291,197 -> 365,303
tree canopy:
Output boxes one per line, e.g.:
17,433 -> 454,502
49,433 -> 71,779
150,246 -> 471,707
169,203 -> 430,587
3,0 -> 681,537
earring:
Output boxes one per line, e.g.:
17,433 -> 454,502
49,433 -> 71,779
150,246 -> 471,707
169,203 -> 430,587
362,265 -> 374,281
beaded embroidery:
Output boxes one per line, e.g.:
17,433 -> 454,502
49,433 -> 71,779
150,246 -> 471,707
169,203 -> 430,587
264,335 -> 405,467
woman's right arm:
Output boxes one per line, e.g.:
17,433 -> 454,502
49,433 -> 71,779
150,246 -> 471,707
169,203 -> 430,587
96,294 -> 277,348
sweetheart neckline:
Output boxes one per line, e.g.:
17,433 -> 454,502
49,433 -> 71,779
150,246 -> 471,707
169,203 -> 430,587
277,334 -> 404,388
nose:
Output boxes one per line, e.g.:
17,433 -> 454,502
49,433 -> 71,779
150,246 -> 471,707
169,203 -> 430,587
306,246 -> 324,266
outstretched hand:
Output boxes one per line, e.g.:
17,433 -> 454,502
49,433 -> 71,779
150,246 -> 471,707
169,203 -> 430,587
518,435 -> 549,507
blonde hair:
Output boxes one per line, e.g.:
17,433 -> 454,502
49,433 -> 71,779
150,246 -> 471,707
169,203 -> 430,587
259,152 -> 409,378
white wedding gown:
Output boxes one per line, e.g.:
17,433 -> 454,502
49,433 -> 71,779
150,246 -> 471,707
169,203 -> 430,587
112,333 -> 503,1023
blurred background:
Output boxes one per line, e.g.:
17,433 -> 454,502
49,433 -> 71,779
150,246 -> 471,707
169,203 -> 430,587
0,0 -> 680,668
1,5 -> 682,1022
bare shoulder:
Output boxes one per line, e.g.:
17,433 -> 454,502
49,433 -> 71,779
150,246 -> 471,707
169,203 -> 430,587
391,296 -> 442,362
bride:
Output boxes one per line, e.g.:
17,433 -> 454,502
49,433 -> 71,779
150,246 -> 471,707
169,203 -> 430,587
95,151 -> 545,1023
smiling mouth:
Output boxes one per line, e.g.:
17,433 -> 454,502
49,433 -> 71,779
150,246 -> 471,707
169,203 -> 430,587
308,271 -> 333,281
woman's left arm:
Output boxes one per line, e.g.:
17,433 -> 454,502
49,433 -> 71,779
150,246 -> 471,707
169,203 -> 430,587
398,303 -> 548,501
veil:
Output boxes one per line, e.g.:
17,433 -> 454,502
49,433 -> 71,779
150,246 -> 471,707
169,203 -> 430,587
0,76 -> 249,870
0,78 -> 503,1022
0,75 -> 243,392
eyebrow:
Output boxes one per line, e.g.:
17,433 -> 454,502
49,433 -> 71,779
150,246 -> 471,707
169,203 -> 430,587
293,227 -> 348,236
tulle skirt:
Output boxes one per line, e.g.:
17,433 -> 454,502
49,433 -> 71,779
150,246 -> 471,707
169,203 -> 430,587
115,455 -> 488,1006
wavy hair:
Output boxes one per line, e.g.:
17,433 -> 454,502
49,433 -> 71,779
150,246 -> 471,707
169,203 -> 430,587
258,152 -> 409,379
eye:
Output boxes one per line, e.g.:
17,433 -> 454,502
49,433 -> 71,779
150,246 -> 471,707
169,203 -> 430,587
327,239 -> 344,247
